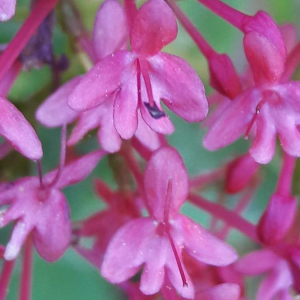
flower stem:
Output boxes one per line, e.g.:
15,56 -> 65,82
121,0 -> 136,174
0,0 -> 60,82
281,41 -> 300,82
276,152 -> 296,196
195,0 -> 249,31
0,260 -> 16,300
0,61 -> 22,97
19,237 -> 32,300
165,0 -> 215,58
188,193 -> 258,243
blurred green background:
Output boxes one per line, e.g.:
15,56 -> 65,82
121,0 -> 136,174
0,0 -> 299,299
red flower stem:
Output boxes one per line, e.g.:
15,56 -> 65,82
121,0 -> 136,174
195,0 -> 249,31
165,0 -> 216,58
124,0 -> 137,28
189,169 -> 224,189
0,260 -> 16,300
281,41 -> 300,82
37,160 -> 44,189
0,0 -> 60,82
19,237 -> 32,300
0,61 -> 22,97
49,124 -> 67,188
121,146 -> 152,215
275,152 -> 296,196
188,193 -> 259,243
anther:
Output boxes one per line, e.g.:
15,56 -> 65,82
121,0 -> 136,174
144,102 -> 166,119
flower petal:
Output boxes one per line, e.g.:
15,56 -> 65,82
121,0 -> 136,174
178,215 -> 237,266
130,0 -> 177,56
196,283 -> 240,300
45,150 -> 104,188
113,65 -> 138,139
101,218 -> 156,283
149,53 -> 208,122
204,89 -> 259,151
34,190 -> 71,262
36,77 -> 81,127
93,0 -> 129,61
144,147 -> 189,220
0,96 -> 43,160
68,51 -> 135,111
0,0 -> 16,21
236,249 -> 281,275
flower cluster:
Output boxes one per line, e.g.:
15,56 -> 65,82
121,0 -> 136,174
0,0 -> 300,299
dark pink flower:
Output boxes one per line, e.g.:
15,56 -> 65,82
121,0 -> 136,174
0,0 -> 16,21
68,0 -> 208,140
0,150 -> 103,261
101,147 -> 237,298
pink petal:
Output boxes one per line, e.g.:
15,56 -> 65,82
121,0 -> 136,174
208,53 -> 242,99
236,250 -> 281,275
257,194 -> 297,245
149,53 -> 208,122
130,0 -> 177,56
243,12 -> 286,85
93,0 -> 129,61
0,0 -> 16,21
0,96 -> 43,160
196,283 -> 241,300
178,215 -> 237,266
204,89 -> 259,151
249,110 -> 276,164
68,51 -> 135,111
67,107 -> 102,146
34,190 -> 71,262
101,218 -> 156,283
4,221 -> 34,260
36,77 -> 81,127
45,150 -> 104,189
257,262 -> 292,300
279,24 -> 297,53
144,147 -> 189,221
113,66 -> 138,139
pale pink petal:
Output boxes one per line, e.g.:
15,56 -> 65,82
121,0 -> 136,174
34,190 -> 71,262
149,53 -> 208,122
4,221 -> 34,260
36,77 -> 81,127
98,109 -> 122,153
0,0 -> 16,21
144,147 -> 189,221
0,96 -> 43,160
67,107 -> 102,146
101,218 -> 156,283
134,113 -> 162,152
196,283 -> 240,300
93,0 -> 129,60
113,66 -> 138,139
257,262 -> 292,300
68,51 -> 135,111
249,111 -> 276,164
45,150 -> 104,188
204,89 -> 259,151
278,124 -> 300,157
236,250 -> 281,275
178,215 -> 237,266
130,0 -> 177,56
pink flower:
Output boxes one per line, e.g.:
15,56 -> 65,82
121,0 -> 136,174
68,0 -> 208,140
0,150 -> 102,261
0,0 -> 16,21
36,0 -> 163,153
101,147 -> 237,298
